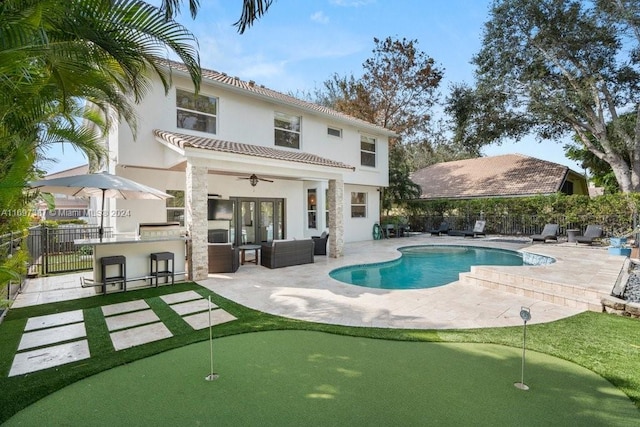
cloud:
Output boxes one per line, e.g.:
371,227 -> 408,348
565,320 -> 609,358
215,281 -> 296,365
310,11 -> 329,24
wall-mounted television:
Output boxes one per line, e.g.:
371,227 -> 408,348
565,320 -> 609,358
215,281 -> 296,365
208,199 -> 233,221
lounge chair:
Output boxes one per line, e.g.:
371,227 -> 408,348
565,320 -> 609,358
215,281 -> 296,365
574,225 -> 603,245
449,220 -> 486,238
530,224 -> 559,243
429,221 -> 450,236
464,220 -> 486,238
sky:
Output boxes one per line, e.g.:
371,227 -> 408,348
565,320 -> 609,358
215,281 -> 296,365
42,0 -> 584,174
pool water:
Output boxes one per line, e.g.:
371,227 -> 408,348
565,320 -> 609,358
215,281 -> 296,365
329,245 -> 530,290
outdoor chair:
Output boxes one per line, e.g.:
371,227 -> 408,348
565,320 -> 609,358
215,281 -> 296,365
530,224 -> 559,243
312,231 -> 329,255
208,243 -> 239,273
574,224 -> 603,245
429,221 -> 450,236
463,220 -> 486,238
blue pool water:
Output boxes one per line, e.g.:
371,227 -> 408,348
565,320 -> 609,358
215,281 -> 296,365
329,245 -> 537,290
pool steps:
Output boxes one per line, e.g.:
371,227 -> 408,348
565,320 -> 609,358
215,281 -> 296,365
459,267 -> 607,312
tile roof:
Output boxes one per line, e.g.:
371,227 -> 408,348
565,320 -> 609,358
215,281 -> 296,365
411,154 -> 572,199
153,130 -> 356,171
163,60 -> 396,137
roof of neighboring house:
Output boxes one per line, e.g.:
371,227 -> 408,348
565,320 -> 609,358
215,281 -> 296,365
164,60 -> 397,137
411,154 -> 584,199
153,130 -> 356,171
45,164 -> 89,179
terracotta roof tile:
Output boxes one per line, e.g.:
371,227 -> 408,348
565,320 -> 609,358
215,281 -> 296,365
163,60 -> 395,136
411,154 -> 571,199
153,130 -> 355,170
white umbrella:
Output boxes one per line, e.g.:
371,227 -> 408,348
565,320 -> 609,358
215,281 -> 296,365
30,171 -> 173,240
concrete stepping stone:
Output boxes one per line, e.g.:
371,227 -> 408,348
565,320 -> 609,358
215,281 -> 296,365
182,309 -> 237,330
9,340 -> 90,377
25,310 -> 84,331
110,322 -> 173,351
18,323 -> 86,351
105,309 -> 160,332
160,290 -> 203,305
169,298 -> 216,316
102,300 -> 149,317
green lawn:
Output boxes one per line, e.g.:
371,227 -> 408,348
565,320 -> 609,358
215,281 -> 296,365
0,282 -> 638,424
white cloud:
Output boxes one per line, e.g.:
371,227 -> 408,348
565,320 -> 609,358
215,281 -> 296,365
310,11 -> 330,24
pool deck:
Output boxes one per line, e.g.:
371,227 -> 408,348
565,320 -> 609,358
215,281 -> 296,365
13,234 -> 624,330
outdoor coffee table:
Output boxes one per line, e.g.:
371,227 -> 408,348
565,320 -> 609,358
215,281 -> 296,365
238,244 -> 261,265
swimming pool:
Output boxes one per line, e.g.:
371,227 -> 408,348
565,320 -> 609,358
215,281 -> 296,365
329,245 -> 552,290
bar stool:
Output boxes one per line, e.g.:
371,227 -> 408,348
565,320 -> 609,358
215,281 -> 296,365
150,251 -> 174,287
100,255 -> 126,295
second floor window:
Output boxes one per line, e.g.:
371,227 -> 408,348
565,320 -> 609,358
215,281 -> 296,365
176,89 -> 217,134
361,136 -> 376,167
274,112 -> 301,149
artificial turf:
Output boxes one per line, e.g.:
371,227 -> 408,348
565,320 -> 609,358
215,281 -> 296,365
0,282 -> 639,425
3,331 -> 637,426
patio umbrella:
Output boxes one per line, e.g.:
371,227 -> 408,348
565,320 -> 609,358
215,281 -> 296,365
29,171 -> 173,240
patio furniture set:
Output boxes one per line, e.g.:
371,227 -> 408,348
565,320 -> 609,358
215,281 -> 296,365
208,232 -> 329,273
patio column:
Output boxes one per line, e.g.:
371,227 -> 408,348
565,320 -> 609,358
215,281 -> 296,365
328,179 -> 344,258
185,158 -> 208,281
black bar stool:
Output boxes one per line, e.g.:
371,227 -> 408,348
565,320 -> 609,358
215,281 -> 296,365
150,252 -> 174,287
100,255 -> 126,294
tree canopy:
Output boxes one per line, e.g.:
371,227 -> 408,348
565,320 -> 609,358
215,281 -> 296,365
458,0 -> 640,192
313,36 -> 445,210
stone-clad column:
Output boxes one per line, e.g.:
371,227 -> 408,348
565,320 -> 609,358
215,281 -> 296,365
185,158 -> 208,281
328,179 -> 344,258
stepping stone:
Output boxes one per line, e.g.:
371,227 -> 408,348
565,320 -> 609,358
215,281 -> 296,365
102,300 -> 149,317
160,290 -> 203,305
9,340 -> 90,377
182,309 -> 237,330
169,298 -> 215,316
110,322 -> 173,351
18,323 -> 86,351
25,310 -> 84,331
105,309 -> 160,332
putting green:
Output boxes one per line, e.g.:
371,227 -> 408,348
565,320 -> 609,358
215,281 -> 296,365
5,331 -> 637,426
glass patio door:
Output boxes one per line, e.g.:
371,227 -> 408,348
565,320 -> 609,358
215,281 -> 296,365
233,198 -> 284,245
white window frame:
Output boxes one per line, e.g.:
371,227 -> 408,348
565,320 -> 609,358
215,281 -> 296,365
176,89 -> 218,134
274,112 -> 301,149
327,126 -> 342,138
307,188 -> 317,230
360,135 -> 376,167
165,190 -> 185,226
350,192 -> 367,218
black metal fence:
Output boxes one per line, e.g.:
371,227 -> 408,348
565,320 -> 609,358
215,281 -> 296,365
413,213 -> 638,237
27,225 -> 112,275
0,231 -> 26,302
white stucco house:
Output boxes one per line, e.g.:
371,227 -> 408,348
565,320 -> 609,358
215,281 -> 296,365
98,60 -> 394,280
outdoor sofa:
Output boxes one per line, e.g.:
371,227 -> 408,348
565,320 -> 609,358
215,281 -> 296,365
261,239 -> 315,269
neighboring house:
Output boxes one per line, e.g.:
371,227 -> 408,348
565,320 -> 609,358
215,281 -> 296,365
411,154 -> 589,200
98,60 -> 394,279
39,165 -> 91,220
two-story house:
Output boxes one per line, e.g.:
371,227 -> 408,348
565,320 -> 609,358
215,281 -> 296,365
98,60 -> 394,279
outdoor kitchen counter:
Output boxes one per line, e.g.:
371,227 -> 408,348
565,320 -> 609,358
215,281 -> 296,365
74,236 -> 189,293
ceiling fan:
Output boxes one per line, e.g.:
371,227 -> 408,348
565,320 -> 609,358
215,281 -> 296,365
239,174 -> 274,187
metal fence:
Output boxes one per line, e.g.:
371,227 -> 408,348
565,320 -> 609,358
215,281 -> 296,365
27,225 -> 112,275
412,213 -> 638,237
0,231 -> 26,302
